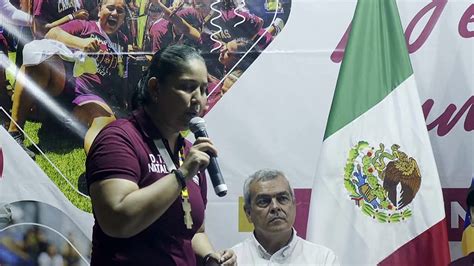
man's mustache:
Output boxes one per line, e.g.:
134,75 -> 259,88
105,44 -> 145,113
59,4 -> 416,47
268,213 -> 287,222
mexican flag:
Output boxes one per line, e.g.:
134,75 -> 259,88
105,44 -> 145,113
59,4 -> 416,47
306,0 -> 450,265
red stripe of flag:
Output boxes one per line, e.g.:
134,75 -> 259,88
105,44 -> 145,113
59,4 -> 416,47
379,219 -> 451,266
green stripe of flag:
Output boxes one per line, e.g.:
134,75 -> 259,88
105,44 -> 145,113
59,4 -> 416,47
324,0 -> 413,139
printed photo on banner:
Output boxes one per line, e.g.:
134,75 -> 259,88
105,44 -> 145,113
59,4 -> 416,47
0,0 -> 292,215
0,201 -> 90,266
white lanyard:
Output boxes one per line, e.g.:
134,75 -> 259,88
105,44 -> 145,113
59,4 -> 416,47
153,139 -> 177,172
153,138 -> 194,230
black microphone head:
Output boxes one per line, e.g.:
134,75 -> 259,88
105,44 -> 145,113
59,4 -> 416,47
189,117 -> 206,134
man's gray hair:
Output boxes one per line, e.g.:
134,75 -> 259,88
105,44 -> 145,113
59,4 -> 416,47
243,169 -> 295,208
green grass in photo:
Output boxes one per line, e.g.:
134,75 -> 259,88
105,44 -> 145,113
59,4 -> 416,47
23,121 -> 92,213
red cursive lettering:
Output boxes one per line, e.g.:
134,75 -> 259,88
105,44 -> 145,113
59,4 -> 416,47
330,23 -> 351,63
332,0 -> 448,62
405,0 -> 447,53
423,96 -> 474,136
459,4 -> 474,38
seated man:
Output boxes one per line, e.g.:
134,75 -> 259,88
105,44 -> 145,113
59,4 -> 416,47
232,169 -> 339,265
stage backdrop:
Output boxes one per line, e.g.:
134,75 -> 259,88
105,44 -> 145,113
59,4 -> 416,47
203,0 -> 473,261
0,0 -> 472,263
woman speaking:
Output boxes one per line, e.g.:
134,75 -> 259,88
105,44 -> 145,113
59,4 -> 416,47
86,44 -> 236,265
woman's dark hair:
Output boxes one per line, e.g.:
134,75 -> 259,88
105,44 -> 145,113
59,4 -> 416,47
132,45 -> 205,109
467,190 -> 474,208
216,0 -> 236,11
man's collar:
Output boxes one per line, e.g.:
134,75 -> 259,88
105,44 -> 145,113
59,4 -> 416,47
251,228 -> 298,260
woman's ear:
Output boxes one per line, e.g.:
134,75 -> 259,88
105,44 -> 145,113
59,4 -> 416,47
147,77 -> 159,102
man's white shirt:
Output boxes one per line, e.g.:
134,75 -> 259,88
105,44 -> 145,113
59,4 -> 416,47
231,229 -> 339,265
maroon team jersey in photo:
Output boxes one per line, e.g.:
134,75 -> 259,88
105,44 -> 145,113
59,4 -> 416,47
59,20 -> 128,104
148,8 -> 203,52
33,0 -> 82,26
205,9 -> 263,44
60,20 -> 127,78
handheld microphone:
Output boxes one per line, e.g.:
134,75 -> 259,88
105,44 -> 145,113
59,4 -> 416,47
189,117 -> 227,197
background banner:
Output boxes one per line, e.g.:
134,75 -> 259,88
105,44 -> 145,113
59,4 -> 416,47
204,0 -> 472,261
0,0 -> 472,263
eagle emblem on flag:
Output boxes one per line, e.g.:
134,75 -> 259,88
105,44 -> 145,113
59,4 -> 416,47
343,141 -> 422,223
